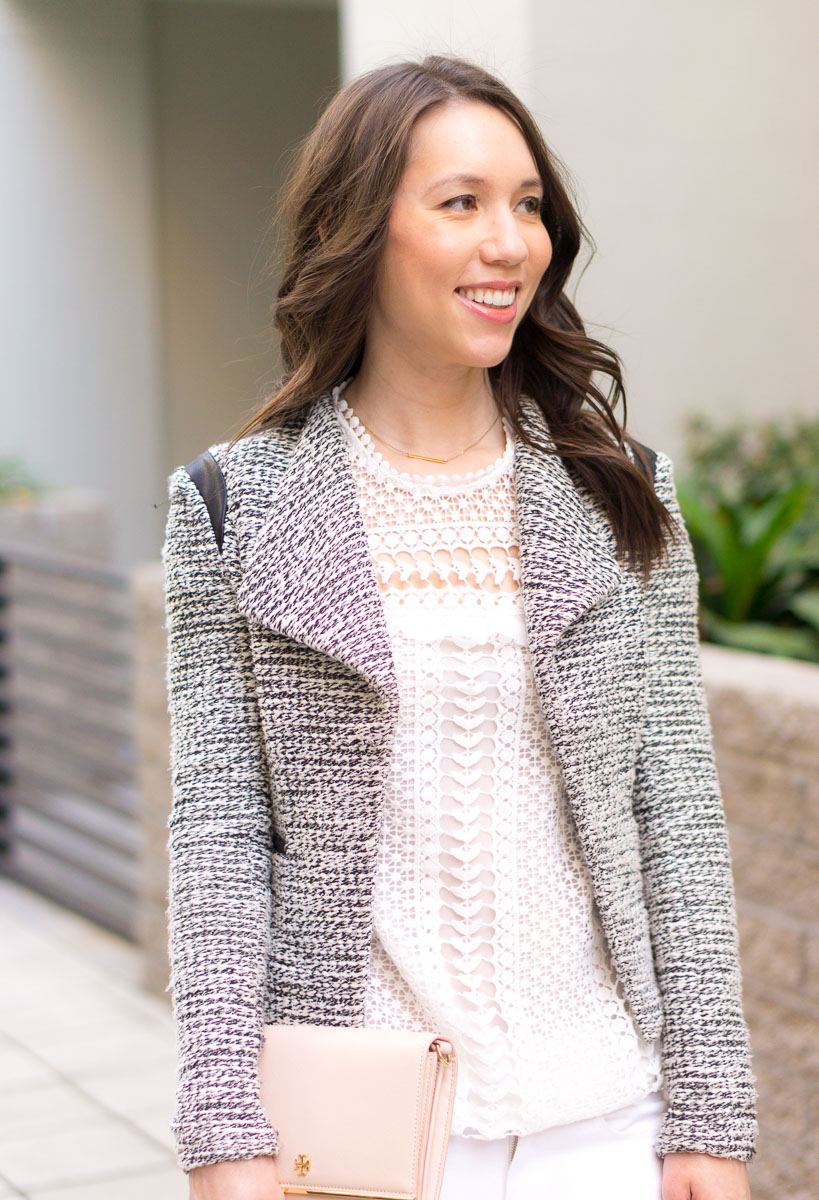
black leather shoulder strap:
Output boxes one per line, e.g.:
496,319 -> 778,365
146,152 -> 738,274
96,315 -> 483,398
631,439 -> 658,486
185,450 -> 227,552
182,449 -> 282,850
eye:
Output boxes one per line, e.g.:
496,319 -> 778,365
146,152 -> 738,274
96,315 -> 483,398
517,195 -> 543,216
442,194 -> 478,212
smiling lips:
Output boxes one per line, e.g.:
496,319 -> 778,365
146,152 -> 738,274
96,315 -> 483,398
455,283 -> 520,324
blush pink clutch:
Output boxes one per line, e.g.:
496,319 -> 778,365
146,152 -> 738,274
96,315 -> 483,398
258,1023 -> 459,1199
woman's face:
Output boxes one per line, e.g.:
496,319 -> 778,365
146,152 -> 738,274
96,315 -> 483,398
369,100 -> 553,375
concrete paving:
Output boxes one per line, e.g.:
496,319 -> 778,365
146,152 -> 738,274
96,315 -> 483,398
0,879 -> 186,1199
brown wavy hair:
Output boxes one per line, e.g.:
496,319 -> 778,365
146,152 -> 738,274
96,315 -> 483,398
231,55 -> 674,575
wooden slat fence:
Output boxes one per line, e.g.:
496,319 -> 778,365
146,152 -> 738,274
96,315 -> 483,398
0,540 -> 139,937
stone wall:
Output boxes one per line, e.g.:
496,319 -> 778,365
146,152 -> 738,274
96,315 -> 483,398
701,644 -> 819,1200
134,576 -> 819,1195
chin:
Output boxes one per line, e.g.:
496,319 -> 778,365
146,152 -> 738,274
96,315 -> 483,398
462,340 -> 516,369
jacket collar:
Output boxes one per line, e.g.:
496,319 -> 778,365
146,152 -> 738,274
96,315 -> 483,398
234,389 -> 623,708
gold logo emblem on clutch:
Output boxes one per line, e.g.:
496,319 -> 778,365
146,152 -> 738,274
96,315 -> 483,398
294,1154 -> 312,1176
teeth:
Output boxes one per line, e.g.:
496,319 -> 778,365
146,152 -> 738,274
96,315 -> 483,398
460,287 -> 516,307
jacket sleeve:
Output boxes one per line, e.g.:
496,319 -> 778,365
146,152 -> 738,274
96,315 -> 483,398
162,461 -> 279,1170
632,452 -> 758,1161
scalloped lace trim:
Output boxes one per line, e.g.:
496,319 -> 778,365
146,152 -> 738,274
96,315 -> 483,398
332,378 -> 515,494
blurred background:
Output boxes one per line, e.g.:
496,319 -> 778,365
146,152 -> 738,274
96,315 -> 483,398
0,2 -> 816,1198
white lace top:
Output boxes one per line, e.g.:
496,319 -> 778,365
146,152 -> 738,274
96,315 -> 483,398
331,381 -> 662,1139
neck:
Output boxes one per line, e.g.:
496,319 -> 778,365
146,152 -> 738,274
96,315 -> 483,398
343,352 -> 500,460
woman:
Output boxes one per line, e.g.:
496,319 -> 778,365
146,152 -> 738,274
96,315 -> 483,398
162,55 -> 756,1200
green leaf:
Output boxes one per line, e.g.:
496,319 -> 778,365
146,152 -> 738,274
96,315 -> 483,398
768,537 -> 819,574
724,484 -> 809,620
700,608 -> 819,661
740,484 -> 808,555
679,480 -> 810,623
676,480 -> 732,562
789,588 -> 819,634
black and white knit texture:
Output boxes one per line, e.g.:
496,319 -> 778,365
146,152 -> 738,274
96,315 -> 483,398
162,391 -> 757,1171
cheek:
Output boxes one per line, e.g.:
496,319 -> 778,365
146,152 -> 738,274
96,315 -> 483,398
532,228 -> 553,277
384,209 -> 465,295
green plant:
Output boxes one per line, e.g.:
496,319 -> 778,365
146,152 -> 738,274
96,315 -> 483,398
0,456 -> 44,503
676,415 -> 819,662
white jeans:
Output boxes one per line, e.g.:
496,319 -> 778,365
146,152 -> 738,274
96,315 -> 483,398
439,1092 -> 667,1200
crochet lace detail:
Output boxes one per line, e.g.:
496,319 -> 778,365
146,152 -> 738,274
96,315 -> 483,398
332,381 -> 662,1137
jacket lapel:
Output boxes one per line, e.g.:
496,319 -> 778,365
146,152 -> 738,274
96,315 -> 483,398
234,390 -> 623,711
513,396 -> 624,657
234,392 -> 400,717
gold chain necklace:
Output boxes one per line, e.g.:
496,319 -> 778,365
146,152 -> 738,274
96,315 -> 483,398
354,408 -> 502,464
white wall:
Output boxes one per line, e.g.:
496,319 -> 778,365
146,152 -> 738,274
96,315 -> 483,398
0,0 -> 164,565
342,0 -> 535,104
340,0 -> 819,462
528,0 -> 819,459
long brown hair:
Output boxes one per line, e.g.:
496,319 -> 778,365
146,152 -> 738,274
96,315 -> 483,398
231,55 -> 674,575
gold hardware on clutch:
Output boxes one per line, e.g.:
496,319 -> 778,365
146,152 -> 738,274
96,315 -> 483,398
432,1038 -> 453,1066
294,1154 -> 312,1176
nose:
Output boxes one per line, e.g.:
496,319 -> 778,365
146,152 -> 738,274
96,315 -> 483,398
479,207 -> 529,266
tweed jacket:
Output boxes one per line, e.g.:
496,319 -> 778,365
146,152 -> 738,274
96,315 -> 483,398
162,389 -> 757,1172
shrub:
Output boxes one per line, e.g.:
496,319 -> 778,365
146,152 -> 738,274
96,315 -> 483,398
676,415 -> 819,662
0,457 -> 43,505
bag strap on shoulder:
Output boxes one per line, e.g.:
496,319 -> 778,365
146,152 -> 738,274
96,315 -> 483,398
185,450 -> 227,551
631,439 -> 658,487
183,448 -> 285,852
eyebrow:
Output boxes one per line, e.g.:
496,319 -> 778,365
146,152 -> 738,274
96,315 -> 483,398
423,173 -> 543,197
